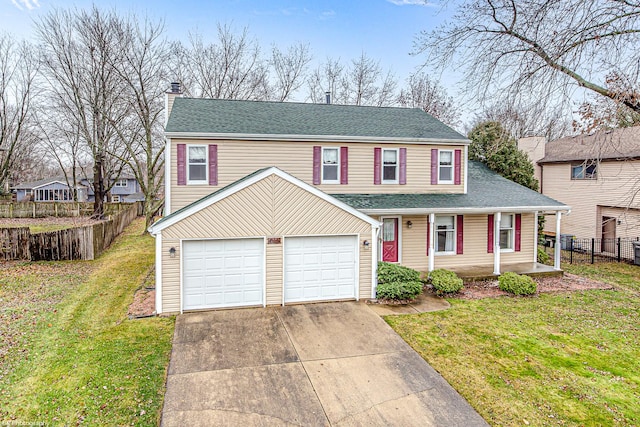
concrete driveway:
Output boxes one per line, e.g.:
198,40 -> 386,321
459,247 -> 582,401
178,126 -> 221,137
161,302 -> 488,426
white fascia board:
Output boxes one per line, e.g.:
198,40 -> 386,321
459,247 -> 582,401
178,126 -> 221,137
164,137 -> 171,215
148,167 -> 380,235
359,205 -> 572,215
32,180 -> 70,190
165,132 -> 470,146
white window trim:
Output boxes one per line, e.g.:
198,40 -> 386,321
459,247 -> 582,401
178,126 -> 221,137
438,149 -> 454,184
434,214 -> 456,255
112,195 -> 121,202
115,179 -> 127,187
381,148 -> 399,184
321,147 -> 340,184
500,213 -> 515,253
187,144 -> 208,185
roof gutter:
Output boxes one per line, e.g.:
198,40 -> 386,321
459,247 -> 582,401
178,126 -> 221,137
165,132 -> 470,145
359,206 -> 571,215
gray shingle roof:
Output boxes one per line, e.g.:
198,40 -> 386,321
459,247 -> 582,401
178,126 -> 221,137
539,126 -> 640,163
331,162 -> 568,212
166,98 -> 467,141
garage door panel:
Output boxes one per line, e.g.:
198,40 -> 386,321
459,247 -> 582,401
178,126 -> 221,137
183,239 -> 264,310
284,236 -> 357,303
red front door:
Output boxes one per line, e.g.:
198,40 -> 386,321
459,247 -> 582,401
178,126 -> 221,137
382,218 -> 399,262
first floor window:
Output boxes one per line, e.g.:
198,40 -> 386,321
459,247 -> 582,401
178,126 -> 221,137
322,147 -> 339,183
500,214 -> 514,250
188,146 -> 207,183
112,195 -> 121,202
438,150 -> 453,183
382,149 -> 398,183
435,215 -> 455,253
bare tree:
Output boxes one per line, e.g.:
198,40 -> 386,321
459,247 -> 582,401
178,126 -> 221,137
398,72 -> 460,127
36,7 -> 129,217
270,42 -> 312,101
184,24 -> 270,100
0,34 -> 39,195
109,15 -> 168,228
307,57 -> 347,104
342,53 -> 397,106
418,0 -> 640,113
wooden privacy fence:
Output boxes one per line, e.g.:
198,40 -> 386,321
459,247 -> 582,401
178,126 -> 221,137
1,203 -> 139,261
0,202 -> 138,218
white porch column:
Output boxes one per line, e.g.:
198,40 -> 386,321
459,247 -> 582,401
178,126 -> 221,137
493,212 -> 501,275
554,212 -> 562,270
534,212 -> 539,263
428,213 -> 435,272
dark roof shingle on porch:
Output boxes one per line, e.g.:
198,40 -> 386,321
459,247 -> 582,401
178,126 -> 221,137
332,162 -> 568,212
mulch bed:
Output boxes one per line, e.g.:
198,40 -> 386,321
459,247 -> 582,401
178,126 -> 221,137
454,273 -> 614,300
127,288 -> 156,318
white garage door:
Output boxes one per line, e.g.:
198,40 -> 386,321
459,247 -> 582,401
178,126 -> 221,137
182,239 -> 264,310
284,235 -> 357,303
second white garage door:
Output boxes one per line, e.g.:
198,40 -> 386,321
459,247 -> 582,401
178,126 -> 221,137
182,239 -> 264,310
284,235 -> 357,303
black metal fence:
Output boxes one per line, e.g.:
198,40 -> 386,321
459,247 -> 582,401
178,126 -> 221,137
542,236 -> 640,264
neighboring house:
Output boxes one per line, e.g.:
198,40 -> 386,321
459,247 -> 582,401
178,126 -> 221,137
13,175 -> 143,203
13,178 -> 89,202
520,127 -> 640,241
148,87 -> 569,315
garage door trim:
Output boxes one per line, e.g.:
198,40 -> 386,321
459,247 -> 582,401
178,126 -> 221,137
180,237 -> 267,313
282,233 -> 360,305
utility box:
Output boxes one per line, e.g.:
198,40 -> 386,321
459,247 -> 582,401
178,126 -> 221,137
633,241 -> 640,266
560,234 -> 575,250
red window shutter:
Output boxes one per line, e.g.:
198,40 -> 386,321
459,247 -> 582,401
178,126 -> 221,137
340,146 -> 348,184
208,144 -> 218,186
426,220 -> 430,256
399,148 -> 407,185
456,215 -> 464,255
313,146 -> 321,185
374,147 -> 381,185
488,214 -> 494,253
454,149 -> 462,185
177,144 -> 186,185
515,214 -> 522,252
431,149 -> 438,185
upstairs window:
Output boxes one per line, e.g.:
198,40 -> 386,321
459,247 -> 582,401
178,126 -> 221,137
115,179 -> 127,187
571,161 -> 597,180
322,147 -> 339,184
188,145 -> 207,183
438,150 -> 453,184
382,149 -> 399,184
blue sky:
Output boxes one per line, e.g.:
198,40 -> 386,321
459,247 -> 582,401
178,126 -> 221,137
1,0 -> 456,92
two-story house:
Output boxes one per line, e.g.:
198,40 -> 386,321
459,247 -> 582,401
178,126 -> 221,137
149,86 -> 569,315
520,127 -> 640,245
13,175 -> 143,203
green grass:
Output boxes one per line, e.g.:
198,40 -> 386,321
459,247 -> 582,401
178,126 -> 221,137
387,263 -> 640,426
0,218 -> 174,426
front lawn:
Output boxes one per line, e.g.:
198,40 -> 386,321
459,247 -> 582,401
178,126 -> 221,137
387,263 -> 640,426
0,218 -> 174,425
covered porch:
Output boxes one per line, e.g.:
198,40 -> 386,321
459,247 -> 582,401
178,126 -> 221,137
447,262 -> 562,282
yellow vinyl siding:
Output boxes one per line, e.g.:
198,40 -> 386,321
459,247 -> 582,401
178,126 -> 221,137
599,206 -> 640,239
542,160 -> 640,238
169,139 -> 466,212
392,213 -> 535,272
160,173 -> 375,309
161,238 -> 181,314
266,243 -> 283,305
